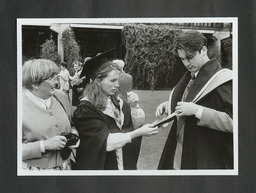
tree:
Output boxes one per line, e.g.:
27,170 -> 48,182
62,28 -> 81,74
40,39 -> 61,66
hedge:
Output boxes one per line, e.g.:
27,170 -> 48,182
40,39 -> 61,66
122,24 -> 232,90
122,24 -> 181,90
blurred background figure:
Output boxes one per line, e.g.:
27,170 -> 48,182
58,62 -> 70,95
69,61 -> 85,107
113,59 -> 133,101
22,59 -> 79,170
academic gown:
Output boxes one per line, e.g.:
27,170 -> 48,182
73,100 -> 142,170
158,59 -> 233,169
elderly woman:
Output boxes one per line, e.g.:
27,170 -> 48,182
73,48 -> 158,170
22,59 -> 79,170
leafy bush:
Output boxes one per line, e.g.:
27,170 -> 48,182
122,24 -> 181,90
221,37 -> 232,69
40,39 -> 61,66
62,28 -> 81,74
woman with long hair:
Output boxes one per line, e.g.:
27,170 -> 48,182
73,50 -> 158,170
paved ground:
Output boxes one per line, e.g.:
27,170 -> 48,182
134,90 -> 172,170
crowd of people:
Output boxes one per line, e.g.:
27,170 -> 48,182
22,30 -> 233,171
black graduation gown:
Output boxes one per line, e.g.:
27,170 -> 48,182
158,59 -> 233,169
73,100 -> 142,170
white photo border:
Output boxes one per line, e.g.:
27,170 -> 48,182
17,17 -> 238,176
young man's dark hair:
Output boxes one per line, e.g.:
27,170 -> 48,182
173,31 -> 207,55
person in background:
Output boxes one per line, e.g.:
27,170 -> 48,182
112,59 -> 133,102
73,48 -> 158,170
22,59 -> 79,170
156,31 -> 233,170
58,62 -> 70,95
69,61 -> 85,107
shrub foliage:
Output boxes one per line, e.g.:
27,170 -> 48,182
122,24 -> 181,90
62,28 -> 80,73
40,39 -> 61,66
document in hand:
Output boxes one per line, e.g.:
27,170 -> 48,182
152,112 -> 177,127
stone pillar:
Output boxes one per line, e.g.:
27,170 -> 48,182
213,31 -> 230,57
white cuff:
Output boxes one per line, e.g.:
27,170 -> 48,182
40,140 -> 46,153
106,133 -> 132,151
195,106 -> 204,120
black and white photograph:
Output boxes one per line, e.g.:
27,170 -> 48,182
17,18 -> 238,176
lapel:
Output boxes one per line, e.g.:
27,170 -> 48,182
171,58 -> 222,111
171,72 -> 191,112
183,59 -> 222,102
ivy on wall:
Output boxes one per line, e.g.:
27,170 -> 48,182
122,24 -> 181,90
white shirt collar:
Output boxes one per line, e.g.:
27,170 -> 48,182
25,90 -> 52,109
192,71 -> 199,78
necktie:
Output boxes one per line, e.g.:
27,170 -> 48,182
176,73 -> 196,137
182,73 -> 195,101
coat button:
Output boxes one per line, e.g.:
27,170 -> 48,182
55,124 -> 59,128
49,112 -> 54,116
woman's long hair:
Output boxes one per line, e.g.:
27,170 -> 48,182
83,64 -> 120,111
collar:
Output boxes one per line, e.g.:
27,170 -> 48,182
193,71 -> 199,78
25,90 -> 52,110
170,58 -> 222,111
81,96 -> 125,129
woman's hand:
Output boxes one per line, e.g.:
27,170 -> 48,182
44,136 -> 67,150
127,91 -> 139,108
130,124 -> 158,139
71,78 -> 83,86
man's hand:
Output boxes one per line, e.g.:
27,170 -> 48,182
175,102 -> 199,117
155,101 -> 169,117
127,91 -> 139,108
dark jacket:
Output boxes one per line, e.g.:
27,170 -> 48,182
73,99 -> 142,170
158,59 -> 233,169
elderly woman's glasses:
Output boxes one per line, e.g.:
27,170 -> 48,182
44,75 -> 58,83
36,75 -> 58,85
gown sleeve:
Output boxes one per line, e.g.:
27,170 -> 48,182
73,104 -> 111,170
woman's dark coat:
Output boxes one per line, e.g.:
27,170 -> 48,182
73,100 -> 141,170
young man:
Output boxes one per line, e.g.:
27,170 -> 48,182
156,31 -> 233,169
